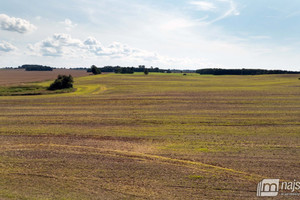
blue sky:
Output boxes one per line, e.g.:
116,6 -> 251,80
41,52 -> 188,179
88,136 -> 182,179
1,0 -> 300,70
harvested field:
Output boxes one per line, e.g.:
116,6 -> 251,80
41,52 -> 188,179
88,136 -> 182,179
0,69 -> 89,86
0,73 -> 299,199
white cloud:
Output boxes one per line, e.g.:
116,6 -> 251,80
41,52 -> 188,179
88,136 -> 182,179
0,14 -> 36,33
28,33 -> 155,60
190,0 -> 239,25
28,33 -> 83,57
215,0 -> 240,19
60,18 -> 77,31
0,41 -> 17,52
161,18 -> 196,31
27,33 -> 212,67
84,37 -> 103,54
190,1 -> 216,11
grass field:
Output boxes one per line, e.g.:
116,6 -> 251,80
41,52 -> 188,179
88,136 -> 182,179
0,72 -> 299,199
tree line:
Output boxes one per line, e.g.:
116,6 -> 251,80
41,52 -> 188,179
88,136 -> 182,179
86,65 -> 165,74
19,65 -> 53,71
7,64 -> 299,75
196,68 -> 300,75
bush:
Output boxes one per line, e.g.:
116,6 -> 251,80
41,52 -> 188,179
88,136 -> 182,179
91,65 -> 101,75
144,68 -> 149,75
48,75 -> 73,90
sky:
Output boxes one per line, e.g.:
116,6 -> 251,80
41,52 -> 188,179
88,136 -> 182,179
1,0 -> 300,70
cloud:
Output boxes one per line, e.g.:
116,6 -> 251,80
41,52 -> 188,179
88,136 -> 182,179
28,33 -> 155,60
214,0 -> 240,21
190,0 -> 239,24
60,18 -> 77,31
83,37 -> 103,54
28,33 -> 83,57
27,33 -> 212,67
0,14 -> 36,33
161,18 -> 197,31
0,41 -> 17,52
190,1 -> 216,11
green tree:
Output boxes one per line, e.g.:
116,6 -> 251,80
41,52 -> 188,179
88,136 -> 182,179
91,65 -> 101,75
48,75 -> 73,90
144,68 -> 149,75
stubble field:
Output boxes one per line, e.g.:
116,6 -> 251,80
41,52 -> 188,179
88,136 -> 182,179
0,69 -> 89,86
0,71 -> 299,199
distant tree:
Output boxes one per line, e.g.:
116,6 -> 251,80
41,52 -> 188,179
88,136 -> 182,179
144,68 -> 149,75
114,67 -> 134,74
86,65 -> 165,73
196,68 -> 300,75
23,65 -> 53,71
115,67 -> 122,73
48,75 -> 73,90
123,67 -> 134,74
91,65 -> 101,75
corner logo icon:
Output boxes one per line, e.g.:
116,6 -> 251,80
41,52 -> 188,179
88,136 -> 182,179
257,179 -> 280,197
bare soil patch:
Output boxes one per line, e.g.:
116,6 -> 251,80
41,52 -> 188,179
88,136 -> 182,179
0,69 -> 89,86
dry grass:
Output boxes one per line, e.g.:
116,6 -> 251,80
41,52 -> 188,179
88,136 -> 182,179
0,72 -> 299,199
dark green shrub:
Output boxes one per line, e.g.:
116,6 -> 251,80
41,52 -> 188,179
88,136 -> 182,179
91,65 -> 101,75
144,68 -> 149,75
48,75 -> 73,90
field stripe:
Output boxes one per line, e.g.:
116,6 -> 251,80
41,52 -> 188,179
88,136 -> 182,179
0,143 -> 264,181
